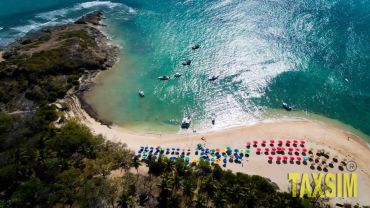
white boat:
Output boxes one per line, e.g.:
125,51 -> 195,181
181,116 -> 191,129
174,73 -> 182,78
138,90 -> 145,97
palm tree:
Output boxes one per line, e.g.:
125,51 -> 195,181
194,193 -> 207,208
132,156 -> 141,174
164,158 -> 176,173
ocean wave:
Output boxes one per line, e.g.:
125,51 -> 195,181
0,27 -> 3,31
11,1 -> 137,36
77,1 -> 122,9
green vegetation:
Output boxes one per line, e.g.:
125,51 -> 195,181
0,106 -> 134,207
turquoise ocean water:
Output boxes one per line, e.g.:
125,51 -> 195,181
0,0 -> 369,136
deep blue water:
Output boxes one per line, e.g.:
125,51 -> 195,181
0,0 -> 369,135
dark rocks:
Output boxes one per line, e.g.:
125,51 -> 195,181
75,11 -> 104,25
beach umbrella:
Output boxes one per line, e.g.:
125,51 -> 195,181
234,148 -> 239,153
303,156 -> 308,161
240,149 -> 244,153
227,146 -> 232,150
265,147 -> 270,152
262,140 -> 266,144
286,140 -> 291,144
253,140 -> 258,144
290,156 -> 295,161
283,156 -> 288,161
223,159 -> 227,163
278,140 -> 283,144
150,147 -> 154,150
302,148 -> 307,153
296,157 -> 302,161
295,148 -> 300,152
268,156 -> 273,161
293,140 -> 298,144
211,148 -> 216,153
257,148 -> 262,152
272,147 -> 277,152
300,140 -> 305,145
215,159 -> 220,163
288,147 -> 293,152
270,139 -> 275,144
246,141 -> 251,146
216,148 -> 220,152
277,156 -> 282,161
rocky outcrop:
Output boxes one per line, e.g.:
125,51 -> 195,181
0,11 -> 119,112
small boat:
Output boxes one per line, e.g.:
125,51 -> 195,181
181,116 -> 192,129
282,102 -> 292,111
138,90 -> 145,97
158,76 -> 170,80
182,59 -> 191,66
174,73 -> 182,78
191,44 -> 200,50
208,75 -> 219,81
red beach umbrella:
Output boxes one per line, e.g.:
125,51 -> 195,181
290,156 -> 295,161
295,148 -> 300,152
246,141 -> 251,146
272,147 -> 277,152
257,148 -> 262,152
283,156 -> 288,161
270,139 -> 275,143
300,140 -> 305,145
296,156 -> 302,161
262,140 -> 266,144
293,140 -> 298,144
253,140 -> 258,144
302,148 -> 307,152
288,147 -> 294,152
268,156 -> 273,161
265,148 -> 270,152
278,140 -> 283,144
277,156 -> 282,161
216,148 -> 220,152
281,147 -> 286,151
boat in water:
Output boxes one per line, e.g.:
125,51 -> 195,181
158,76 -> 170,80
182,59 -> 191,66
208,75 -> 219,81
181,116 -> 192,129
282,102 -> 292,111
138,90 -> 145,97
191,44 -> 200,50
174,73 -> 182,78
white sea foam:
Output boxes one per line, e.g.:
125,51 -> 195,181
11,1 -> 137,37
77,1 -> 121,9
0,27 -> 3,31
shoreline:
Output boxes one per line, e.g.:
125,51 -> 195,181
56,11 -> 370,206
61,94 -> 370,205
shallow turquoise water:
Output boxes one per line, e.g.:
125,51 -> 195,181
1,0 -> 369,135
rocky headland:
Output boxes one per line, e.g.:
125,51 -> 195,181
0,11 -> 119,119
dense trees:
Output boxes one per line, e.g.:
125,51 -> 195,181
0,106 -> 133,207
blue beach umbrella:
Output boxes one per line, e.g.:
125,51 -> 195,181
234,148 -> 239,153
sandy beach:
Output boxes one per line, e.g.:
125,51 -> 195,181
61,95 -> 370,206
0,51 -> 4,62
